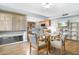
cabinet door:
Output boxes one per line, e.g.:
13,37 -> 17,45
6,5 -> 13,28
12,14 -> 26,31
12,14 -> 20,31
65,40 -> 79,54
19,15 -> 26,31
0,12 -> 12,31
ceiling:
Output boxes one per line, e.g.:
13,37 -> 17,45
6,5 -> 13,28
0,3 -> 79,19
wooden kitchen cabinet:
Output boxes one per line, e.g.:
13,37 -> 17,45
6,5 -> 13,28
65,39 -> 79,54
0,12 -> 12,31
0,11 -> 26,31
12,14 -> 20,31
12,14 -> 26,31
39,19 -> 51,27
0,42 -> 25,55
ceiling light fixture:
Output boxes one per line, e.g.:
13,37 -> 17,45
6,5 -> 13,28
42,3 -> 52,8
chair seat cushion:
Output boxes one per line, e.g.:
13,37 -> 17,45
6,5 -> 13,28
38,42 -> 47,50
31,41 -> 47,49
51,40 -> 62,49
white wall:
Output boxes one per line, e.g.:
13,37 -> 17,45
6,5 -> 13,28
27,16 -> 44,22
51,15 -> 79,31
55,15 -> 79,23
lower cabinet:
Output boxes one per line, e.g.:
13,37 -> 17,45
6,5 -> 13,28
0,42 -> 25,55
65,39 -> 79,54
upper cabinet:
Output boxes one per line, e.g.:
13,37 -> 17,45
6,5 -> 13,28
0,11 -> 26,31
0,12 -> 13,31
12,14 -> 26,31
39,19 -> 51,27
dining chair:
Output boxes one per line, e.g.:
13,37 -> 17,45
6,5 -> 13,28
50,34 -> 65,54
28,28 -> 48,55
